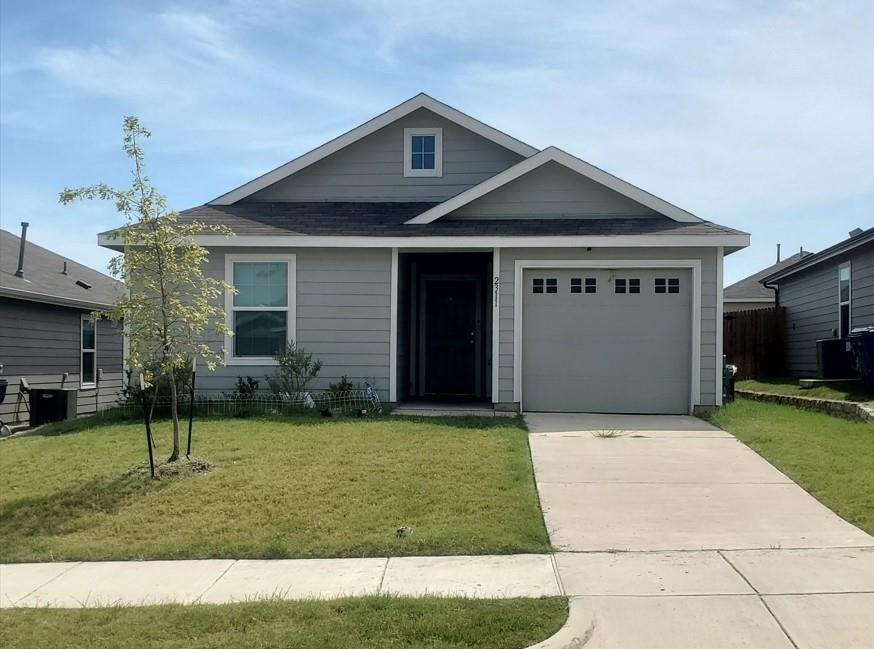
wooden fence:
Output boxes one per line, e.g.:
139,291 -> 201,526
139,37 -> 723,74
723,307 -> 785,380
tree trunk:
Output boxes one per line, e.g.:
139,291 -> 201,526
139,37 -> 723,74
167,370 -> 180,462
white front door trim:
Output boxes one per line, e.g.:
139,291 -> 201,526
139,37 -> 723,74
513,259 -> 702,414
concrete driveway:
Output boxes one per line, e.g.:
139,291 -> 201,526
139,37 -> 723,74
527,413 -> 874,649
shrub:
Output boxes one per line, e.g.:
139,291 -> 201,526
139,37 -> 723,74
327,375 -> 355,394
230,376 -> 260,401
266,342 -> 322,396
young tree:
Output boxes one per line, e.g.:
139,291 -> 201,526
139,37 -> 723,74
62,117 -> 234,462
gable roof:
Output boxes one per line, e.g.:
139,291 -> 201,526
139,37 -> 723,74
404,147 -> 702,224
1,229 -> 123,309
761,227 -> 874,284
209,93 -> 539,206
723,251 -> 812,302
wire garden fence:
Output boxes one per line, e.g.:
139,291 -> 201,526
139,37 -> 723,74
102,386 -> 383,421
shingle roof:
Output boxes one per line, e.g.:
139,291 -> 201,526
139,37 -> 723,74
761,227 -> 874,284
724,251 -> 813,301
1,229 -> 123,309
164,202 -> 747,238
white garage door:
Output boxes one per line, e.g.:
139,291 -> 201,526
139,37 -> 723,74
521,268 -> 692,414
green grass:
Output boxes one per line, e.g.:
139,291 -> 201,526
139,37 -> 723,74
709,399 -> 874,535
0,415 -> 550,562
737,377 -> 873,402
0,596 -> 568,649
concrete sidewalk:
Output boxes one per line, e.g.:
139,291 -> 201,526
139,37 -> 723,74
527,413 -> 874,649
1,554 -> 560,608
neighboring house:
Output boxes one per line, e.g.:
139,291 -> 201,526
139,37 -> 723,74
723,251 -> 811,312
1,224 -> 124,426
761,227 -> 874,377
99,94 -> 749,415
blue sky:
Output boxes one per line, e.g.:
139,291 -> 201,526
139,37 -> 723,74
1,0 -> 872,284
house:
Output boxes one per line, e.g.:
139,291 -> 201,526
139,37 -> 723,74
723,250 -> 811,312
99,94 -> 749,415
1,224 -> 124,427
761,227 -> 874,378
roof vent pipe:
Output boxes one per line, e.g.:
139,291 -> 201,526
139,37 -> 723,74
849,228 -> 863,238
776,243 -> 781,263
62,261 -> 68,275
14,222 -> 29,278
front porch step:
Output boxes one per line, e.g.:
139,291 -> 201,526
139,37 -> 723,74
392,403 -> 517,418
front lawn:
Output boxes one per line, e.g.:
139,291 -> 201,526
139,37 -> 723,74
709,399 -> 874,535
737,377 -> 873,402
0,596 -> 568,649
0,415 -> 550,562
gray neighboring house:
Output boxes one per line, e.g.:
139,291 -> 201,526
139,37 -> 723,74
99,94 -> 749,415
1,225 -> 124,426
761,227 -> 874,377
723,251 -> 811,313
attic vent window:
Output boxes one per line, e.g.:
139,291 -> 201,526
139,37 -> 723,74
75,279 -> 92,290
404,128 -> 442,178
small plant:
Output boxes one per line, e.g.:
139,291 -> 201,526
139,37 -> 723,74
593,429 -> 624,439
266,342 -> 322,396
232,376 -> 260,401
327,375 -> 355,394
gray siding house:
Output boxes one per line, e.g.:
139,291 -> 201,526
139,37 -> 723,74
100,94 -> 749,414
761,228 -> 874,377
1,225 -> 124,426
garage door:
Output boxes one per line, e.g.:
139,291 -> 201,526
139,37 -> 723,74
521,268 -> 692,414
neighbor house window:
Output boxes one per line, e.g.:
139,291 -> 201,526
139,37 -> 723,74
404,128 -> 443,177
839,262 -> 851,338
226,255 -> 296,364
81,314 -> 96,388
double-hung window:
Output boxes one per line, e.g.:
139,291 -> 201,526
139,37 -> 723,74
81,315 -> 96,388
839,262 -> 851,338
403,128 -> 443,177
226,255 -> 296,364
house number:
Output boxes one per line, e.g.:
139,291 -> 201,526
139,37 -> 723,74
493,276 -> 500,307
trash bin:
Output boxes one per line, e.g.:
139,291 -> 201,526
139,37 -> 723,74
723,363 -> 737,403
849,327 -> 874,394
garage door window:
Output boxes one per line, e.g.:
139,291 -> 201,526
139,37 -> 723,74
655,278 -> 680,294
615,278 -> 640,294
533,278 -> 558,294
570,277 -> 597,294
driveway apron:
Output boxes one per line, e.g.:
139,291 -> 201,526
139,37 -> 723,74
526,412 -> 874,649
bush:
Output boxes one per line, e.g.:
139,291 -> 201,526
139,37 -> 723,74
266,342 -> 322,396
327,375 -> 355,394
230,376 -> 260,401
121,362 -> 193,406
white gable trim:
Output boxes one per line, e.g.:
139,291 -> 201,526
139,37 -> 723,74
209,94 -> 538,206
405,146 -> 702,224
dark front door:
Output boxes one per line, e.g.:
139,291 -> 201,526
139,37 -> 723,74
421,278 -> 480,397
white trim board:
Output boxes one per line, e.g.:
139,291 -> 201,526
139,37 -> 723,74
389,247 -> 399,402
223,253 -> 297,366
405,147 -> 703,224
491,247 -> 501,404
512,259 -> 703,415
715,246 -> 724,407
209,94 -> 537,205
99,233 -> 749,250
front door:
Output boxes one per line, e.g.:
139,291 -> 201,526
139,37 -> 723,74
420,277 -> 481,397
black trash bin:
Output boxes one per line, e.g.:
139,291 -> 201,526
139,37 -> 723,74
849,327 -> 874,394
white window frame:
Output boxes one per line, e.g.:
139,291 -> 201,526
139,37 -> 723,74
80,313 -> 97,389
403,127 -> 443,178
838,261 -> 852,338
224,253 -> 297,366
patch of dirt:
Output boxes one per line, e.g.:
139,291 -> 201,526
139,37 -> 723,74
123,456 -> 214,480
